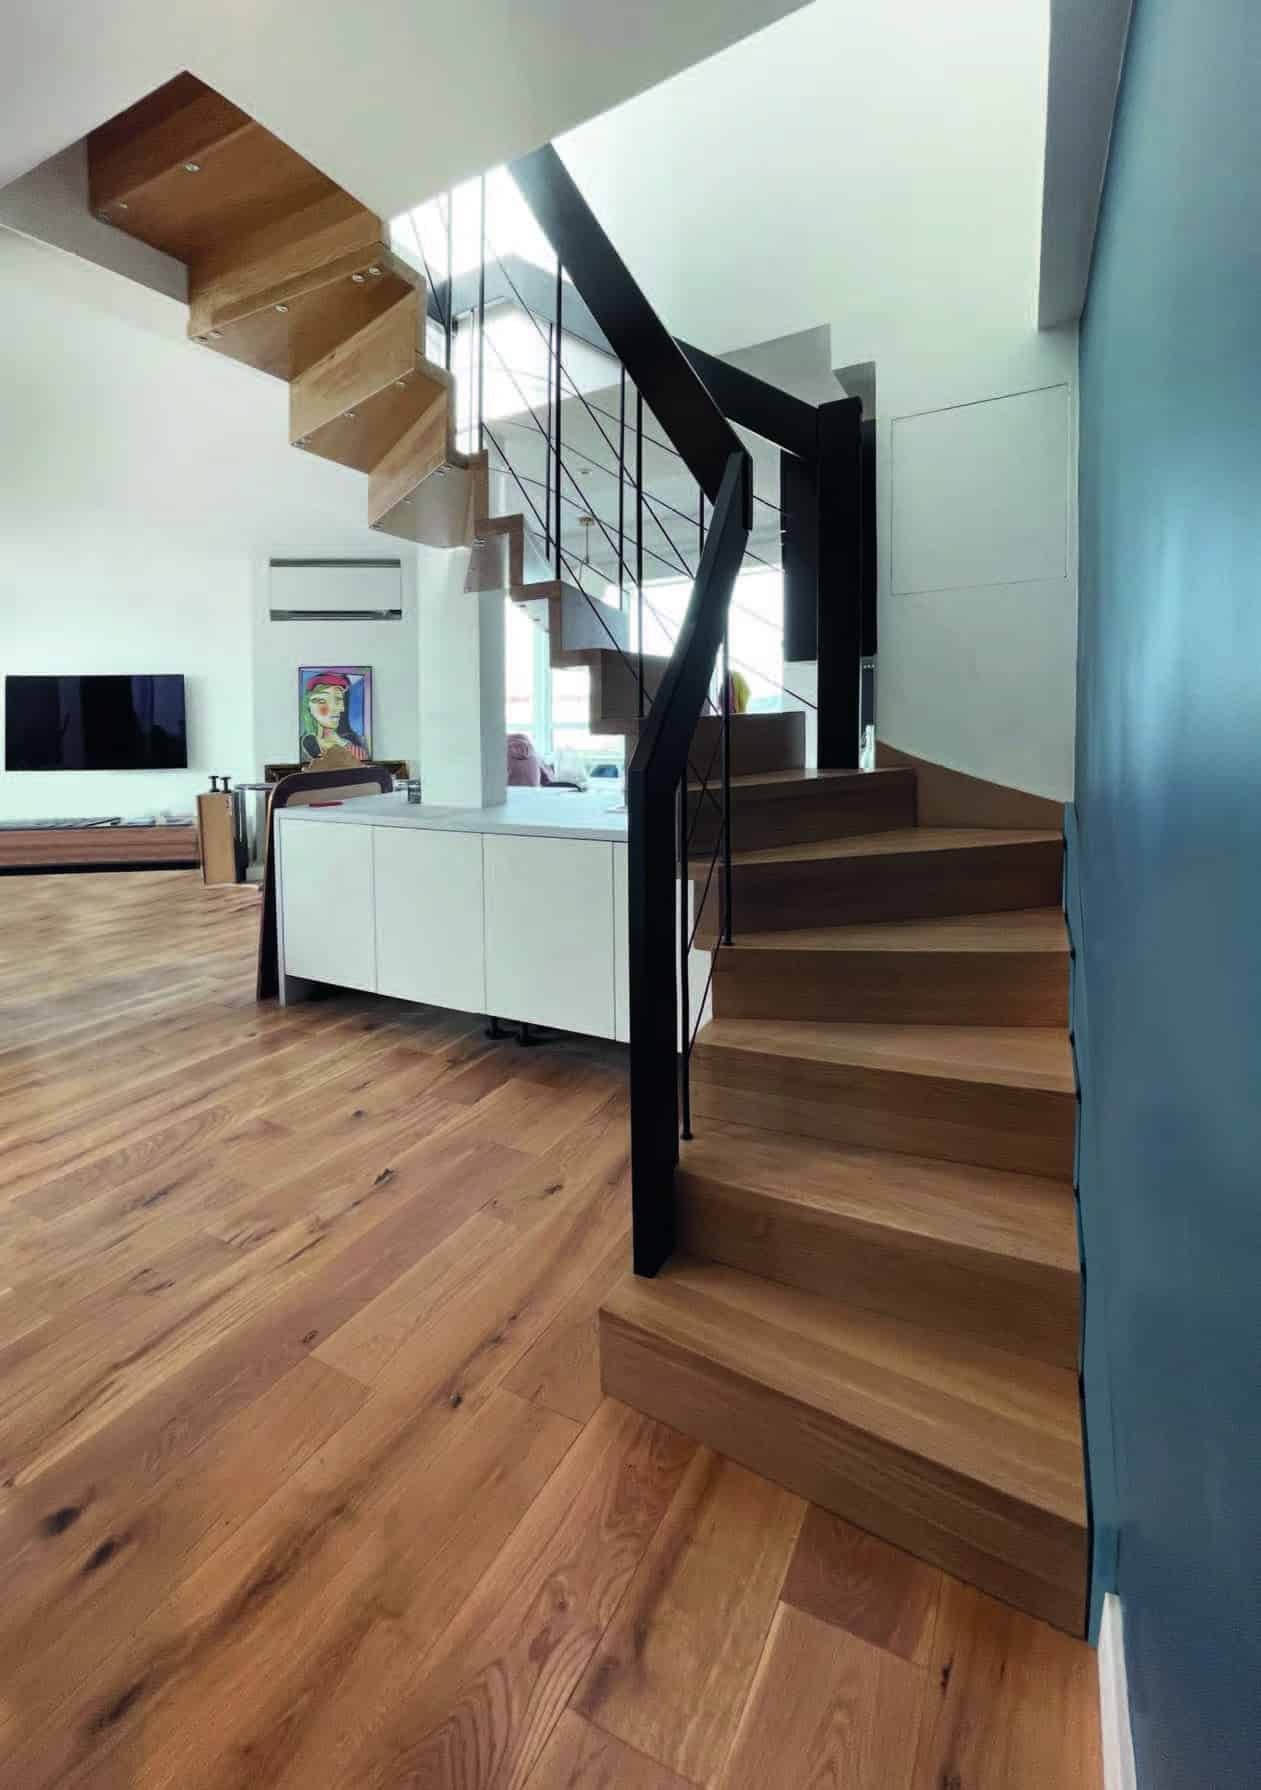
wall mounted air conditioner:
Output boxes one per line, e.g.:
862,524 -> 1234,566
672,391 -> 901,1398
268,558 -> 404,621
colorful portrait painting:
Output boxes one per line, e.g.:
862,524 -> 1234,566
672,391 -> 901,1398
298,666 -> 373,765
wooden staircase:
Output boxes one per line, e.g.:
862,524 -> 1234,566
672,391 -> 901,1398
86,70 -> 667,747
87,72 -> 1085,1632
600,764 -> 1089,1635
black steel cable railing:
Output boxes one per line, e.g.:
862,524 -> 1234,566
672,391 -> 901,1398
399,154 -> 857,1279
508,143 -> 753,1276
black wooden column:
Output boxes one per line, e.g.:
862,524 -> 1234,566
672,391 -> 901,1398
815,395 -> 864,769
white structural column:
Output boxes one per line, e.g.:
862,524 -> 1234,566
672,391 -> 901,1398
419,554 -> 506,808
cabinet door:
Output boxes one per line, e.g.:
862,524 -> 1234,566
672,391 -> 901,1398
484,834 -> 615,1038
278,818 -> 376,992
373,826 -> 486,1013
613,843 -> 630,1042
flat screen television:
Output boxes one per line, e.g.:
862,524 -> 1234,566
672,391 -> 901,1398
4,675 -> 188,772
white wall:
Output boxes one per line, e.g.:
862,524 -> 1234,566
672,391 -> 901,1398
0,228 -> 408,821
561,0 -> 1079,797
0,553 -> 252,823
251,559 -> 420,773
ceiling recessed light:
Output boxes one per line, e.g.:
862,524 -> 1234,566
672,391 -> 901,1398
274,303 -> 289,315
183,162 -> 201,174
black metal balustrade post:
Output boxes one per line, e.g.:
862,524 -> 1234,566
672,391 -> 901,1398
815,396 -> 864,770
543,323 -> 553,559
618,368 -> 627,611
508,145 -> 754,1278
721,621 -> 733,944
636,388 -> 645,715
554,261 -> 564,581
678,783 -> 692,1140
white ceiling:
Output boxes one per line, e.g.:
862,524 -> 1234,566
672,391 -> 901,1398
1038,0 -> 1134,327
0,0 -> 806,215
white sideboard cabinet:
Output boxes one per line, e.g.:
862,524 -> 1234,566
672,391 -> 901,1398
277,813 -> 377,993
484,833 -> 616,1038
275,804 -> 706,1045
373,826 -> 486,1014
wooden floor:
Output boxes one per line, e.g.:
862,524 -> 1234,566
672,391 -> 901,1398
0,872 -> 1103,1788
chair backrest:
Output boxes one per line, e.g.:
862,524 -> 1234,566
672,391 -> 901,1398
255,764 -> 393,999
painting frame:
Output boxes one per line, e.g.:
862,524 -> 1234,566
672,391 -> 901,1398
298,665 -> 373,766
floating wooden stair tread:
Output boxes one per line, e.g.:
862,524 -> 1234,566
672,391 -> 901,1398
687,765 -> 911,795
676,1122 -> 1079,1366
695,1018 -> 1075,1093
88,73 -> 335,264
678,1124 -> 1077,1274
690,1018 -> 1076,1176
601,1257 -> 1087,1631
89,72 -> 472,552
302,355 -> 449,472
702,822 -> 1064,933
729,826 -> 1062,867
722,907 -> 1069,953
705,907 -> 1071,1027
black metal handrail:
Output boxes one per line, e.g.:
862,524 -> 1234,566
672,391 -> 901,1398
511,144 -> 752,1276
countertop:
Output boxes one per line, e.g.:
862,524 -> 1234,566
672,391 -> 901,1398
276,786 -> 630,844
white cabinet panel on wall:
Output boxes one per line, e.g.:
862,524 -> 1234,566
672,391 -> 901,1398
373,825 -> 485,1013
485,834 -> 616,1038
278,817 -> 376,993
890,385 -> 1071,596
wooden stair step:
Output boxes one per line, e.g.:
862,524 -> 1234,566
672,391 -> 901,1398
582,650 -> 806,772
700,825 -> 1063,932
688,766 -> 916,853
372,452 -> 488,549
296,352 -> 450,475
87,73 -> 334,265
691,711 -> 807,776
585,647 -> 671,725
677,1123 -> 1078,1366
690,1018 -> 1076,1177
188,216 -> 410,377
463,511 -> 560,594
515,592 -> 632,666
710,907 -> 1069,1026
600,1256 -> 1087,1633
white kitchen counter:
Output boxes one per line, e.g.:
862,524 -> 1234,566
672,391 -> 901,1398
277,785 -> 629,843
272,786 -> 706,1045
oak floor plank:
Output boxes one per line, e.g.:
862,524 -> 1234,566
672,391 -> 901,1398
525,1710 -> 696,1789
234,1390 -> 582,1790
0,873 -> 1103,1789
0,1355 -> 366,1753
2,1389 -> 579,1790
911,1575 -> 1103,1789
574,1449 -> 804,1783
504,1231 -> 631,1422
322,1398 -> 695,1790
781,1507 -> 943,1666
313,1208 -> 512,1383
717,1602 -> 926,1790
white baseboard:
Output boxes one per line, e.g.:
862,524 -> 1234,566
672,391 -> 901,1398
1099,1593 -> 1138,1790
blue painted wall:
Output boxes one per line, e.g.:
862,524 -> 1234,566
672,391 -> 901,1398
1077,0 -> 1261,1784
